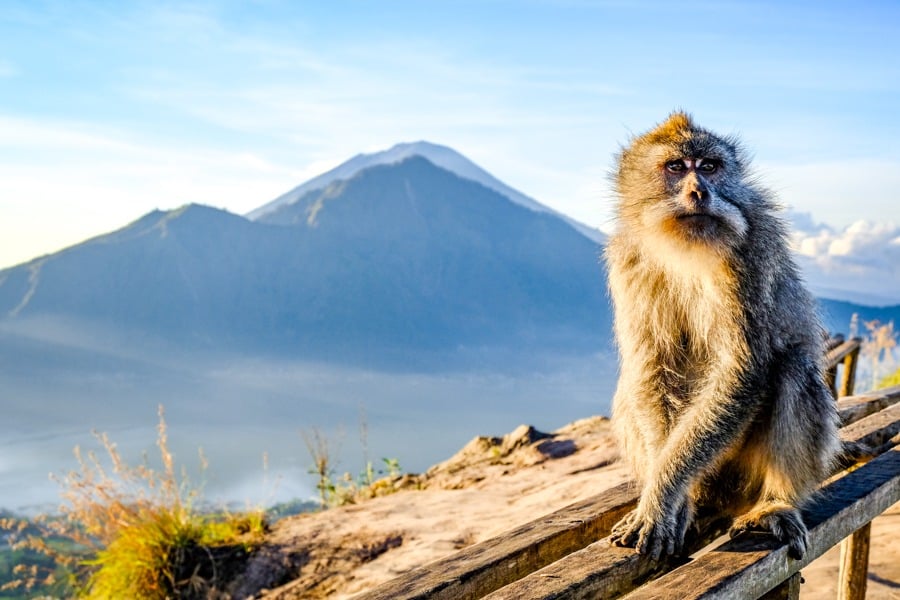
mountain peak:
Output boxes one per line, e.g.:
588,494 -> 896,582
245,142 -> 604,244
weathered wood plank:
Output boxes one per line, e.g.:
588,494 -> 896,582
481,516 -> 730,600
758,572 -> 801,600
620,447 -> 900,600
825,338 -> 861,371
825,335 -> 846,353
837,522 -> 871,600
355,482 -> 638,600
840,400 -> 900,451
478,400 -> 900,600
837,385 -> 900,426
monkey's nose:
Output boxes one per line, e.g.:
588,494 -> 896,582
690,188 -> 708,203
686,181 -> 710,209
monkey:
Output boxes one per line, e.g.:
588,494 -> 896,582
604,112 -> 841,561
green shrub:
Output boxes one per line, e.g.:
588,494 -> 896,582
878,366 -> 900,389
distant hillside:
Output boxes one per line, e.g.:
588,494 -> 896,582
817,297 -> 900,338
0,156 -> 611,369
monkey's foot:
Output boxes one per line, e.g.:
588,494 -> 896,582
836,440 -> 875,469
609,502 -> 691,561
729,504 -> 808,559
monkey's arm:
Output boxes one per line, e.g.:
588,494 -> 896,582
611,361 -> 756,559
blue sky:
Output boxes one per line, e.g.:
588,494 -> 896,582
1,0 -> 899,270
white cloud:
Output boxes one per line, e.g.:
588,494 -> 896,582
787,212 -> 900,305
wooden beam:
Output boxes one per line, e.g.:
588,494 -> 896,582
835,341 -> 873,600
480,517 -> 730,600
837,386 -> 900,426
825,335 -> 846,352
618,447 -> 900,600
759,572 -> 801,600
837,522 -> 871,600
825,338 -> 861,399
475,401 -> 900,600
840,400 -> 900,451
825,339 -> 862,371
354,482 -> 637,600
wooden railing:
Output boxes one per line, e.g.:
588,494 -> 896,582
358,337 -> 900,600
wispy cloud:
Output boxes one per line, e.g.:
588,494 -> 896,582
0,114 -> 312,269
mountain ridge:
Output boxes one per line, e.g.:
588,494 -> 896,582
0,156 -> 611,370
247,141 -> 605,244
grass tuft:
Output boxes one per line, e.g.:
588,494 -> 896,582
5,405 -> 267,599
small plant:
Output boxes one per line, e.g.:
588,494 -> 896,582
857,318 -> 898,391
302,427 -> 339,509
302,415 -> 406,509
381,457 -> 402,479
4,405 -> 267,599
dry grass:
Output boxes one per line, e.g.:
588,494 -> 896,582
852,316 -> 898,391
2,405 -> 267,599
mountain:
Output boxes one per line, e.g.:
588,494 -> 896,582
247,141 -> 605,244
0,156 -> 611,369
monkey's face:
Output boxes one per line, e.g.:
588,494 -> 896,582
615,114 -> 752,255
655,152 -> 748,247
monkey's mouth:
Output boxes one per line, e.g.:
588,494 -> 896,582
672,213 -> 723,239
675,213 -> 719,226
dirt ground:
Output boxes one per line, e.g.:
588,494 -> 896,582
229,416 -> 899,599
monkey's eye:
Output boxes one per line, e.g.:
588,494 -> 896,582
664,160 -> 686,174
698,159 -> 720,174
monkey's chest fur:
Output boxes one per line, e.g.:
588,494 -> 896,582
627,257 -> 771,509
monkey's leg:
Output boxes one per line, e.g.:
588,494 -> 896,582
836,439 -> 875,469
728,350 -> 841,560
730,501 -> 807,559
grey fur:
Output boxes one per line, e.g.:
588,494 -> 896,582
605,112 -> 841,560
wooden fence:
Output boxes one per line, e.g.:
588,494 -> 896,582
358,336 -> 900,600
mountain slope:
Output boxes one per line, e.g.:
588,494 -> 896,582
0,157 -> 611,368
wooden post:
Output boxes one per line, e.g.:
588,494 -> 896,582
837,522 -> 871,600
838,340 -> 861,398
836,337 -> 868,600
759,572 -> 801,600
826,366 -> 839,399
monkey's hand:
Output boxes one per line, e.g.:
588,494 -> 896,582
610,496 -> 693,560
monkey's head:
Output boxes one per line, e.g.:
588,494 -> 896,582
614,112 -> 761,255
